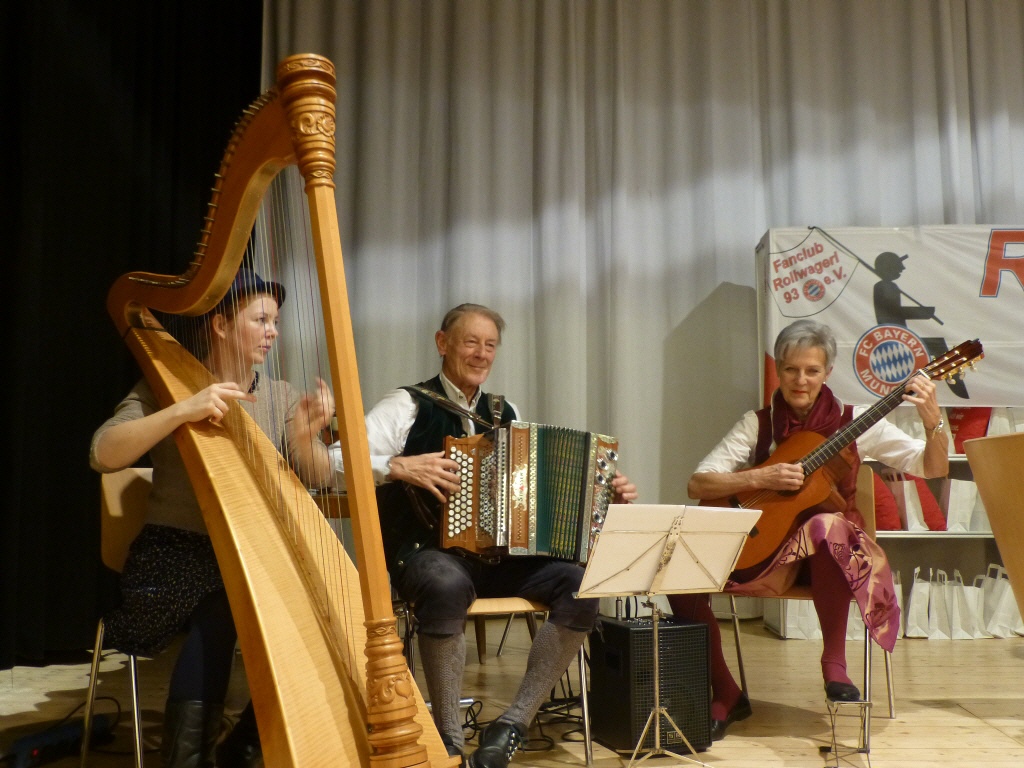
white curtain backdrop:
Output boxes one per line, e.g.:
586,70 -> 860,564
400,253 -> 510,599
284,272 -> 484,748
262,0 -> 1024,504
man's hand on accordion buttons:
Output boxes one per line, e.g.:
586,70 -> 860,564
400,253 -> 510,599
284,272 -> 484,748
389,451 -> 462,503
611,473 -> 638,504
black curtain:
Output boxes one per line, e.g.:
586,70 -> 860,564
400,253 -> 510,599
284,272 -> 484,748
2,1 -> 263,669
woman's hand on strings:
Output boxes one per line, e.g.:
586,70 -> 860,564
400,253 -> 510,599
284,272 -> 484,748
388,452 -> 462,503
755,461 -> 805,491
902,370 -> 942,427
904,370 -> 949,477
288,379 -> 335,486
295,378 -> 335,436
92,383 -> 254,470
185,383 -> 256,426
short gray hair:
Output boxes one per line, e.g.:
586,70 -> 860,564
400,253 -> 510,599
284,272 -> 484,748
439,303 -> 506,342
773,319 -> 837,370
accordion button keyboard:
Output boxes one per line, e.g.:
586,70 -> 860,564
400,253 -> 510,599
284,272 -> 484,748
446,445 -> 477,538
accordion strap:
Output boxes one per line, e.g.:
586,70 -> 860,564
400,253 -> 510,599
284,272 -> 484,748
402,385 -> 496,430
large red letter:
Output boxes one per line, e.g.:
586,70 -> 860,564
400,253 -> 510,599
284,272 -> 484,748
981,229 -> 1024,296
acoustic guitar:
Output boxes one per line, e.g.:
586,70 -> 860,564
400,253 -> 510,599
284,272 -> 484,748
705,339 -> 984,573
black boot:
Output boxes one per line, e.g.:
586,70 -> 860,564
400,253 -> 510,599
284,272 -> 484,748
161,700 -> 224,768
215,702 -> 263,768
468,720 -> 526,768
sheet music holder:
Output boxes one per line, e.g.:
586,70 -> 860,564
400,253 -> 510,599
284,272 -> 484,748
579,504 -> 761,767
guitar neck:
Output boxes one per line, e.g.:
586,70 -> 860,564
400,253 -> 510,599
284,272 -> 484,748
800,386 -> 906,474
798,338 -> 983,474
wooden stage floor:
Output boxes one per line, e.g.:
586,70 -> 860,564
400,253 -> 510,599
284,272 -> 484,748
3,616 -> 1023,767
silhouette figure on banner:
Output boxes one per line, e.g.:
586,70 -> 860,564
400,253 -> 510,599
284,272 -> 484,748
872,251 -> 969,398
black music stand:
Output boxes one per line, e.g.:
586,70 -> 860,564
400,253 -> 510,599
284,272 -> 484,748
578,504 -> 761,767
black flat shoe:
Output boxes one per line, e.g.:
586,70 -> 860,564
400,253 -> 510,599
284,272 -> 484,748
709,693 -> 752,741
824,681 -> 862,702
468,721 -> 526,768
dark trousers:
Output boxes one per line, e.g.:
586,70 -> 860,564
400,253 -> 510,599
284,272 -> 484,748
394,549 -> 599,635
168,589 -> 237,703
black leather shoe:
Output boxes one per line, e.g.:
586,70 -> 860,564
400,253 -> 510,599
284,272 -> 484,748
825,681 -> 862,702
468,721 -> 526,768
709,693 -> 752,741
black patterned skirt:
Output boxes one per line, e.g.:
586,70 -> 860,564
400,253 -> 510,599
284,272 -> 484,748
103,524 -> 225,657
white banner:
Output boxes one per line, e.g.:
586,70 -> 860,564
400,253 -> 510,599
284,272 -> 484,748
756,226 -> 1024,407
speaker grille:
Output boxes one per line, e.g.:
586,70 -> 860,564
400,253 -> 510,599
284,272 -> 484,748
589,615 -> 711,753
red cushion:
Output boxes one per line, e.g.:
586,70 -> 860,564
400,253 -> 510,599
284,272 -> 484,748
873,473 -> 901,531
912,475 -> 947,531
947,407 -> 991,454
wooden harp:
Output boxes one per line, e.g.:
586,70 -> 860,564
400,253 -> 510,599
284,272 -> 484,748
106,54 -> 451,768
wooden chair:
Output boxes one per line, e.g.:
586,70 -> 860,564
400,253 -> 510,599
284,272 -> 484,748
964,432 -> 1024,617
80,467 -> 152,768
467,597 -> 542,664
726,465 -> 895,754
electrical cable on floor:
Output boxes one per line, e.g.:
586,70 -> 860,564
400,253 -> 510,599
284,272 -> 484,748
459,661 -> 588,756
0,698 -> 124,767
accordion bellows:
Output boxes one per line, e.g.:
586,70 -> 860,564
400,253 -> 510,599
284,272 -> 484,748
442,421 -> 618,562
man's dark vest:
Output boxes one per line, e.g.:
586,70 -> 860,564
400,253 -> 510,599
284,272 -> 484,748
376,375 -> 516,574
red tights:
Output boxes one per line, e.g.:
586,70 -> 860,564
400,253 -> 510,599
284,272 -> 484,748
667,549 -> 854,718
809,546 -> 854,687
666,593 -> 741,722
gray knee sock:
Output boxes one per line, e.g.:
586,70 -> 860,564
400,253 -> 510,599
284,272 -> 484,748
502,622 -> 587,729
418,632 -> 466,751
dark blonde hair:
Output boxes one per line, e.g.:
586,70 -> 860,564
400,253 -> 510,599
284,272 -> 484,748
439,303 -> 506,342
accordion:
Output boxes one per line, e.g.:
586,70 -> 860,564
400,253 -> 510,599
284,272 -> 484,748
441,421 -> 619,562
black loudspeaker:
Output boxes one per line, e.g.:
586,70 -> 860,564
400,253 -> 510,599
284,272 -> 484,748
588,615 -> 711,754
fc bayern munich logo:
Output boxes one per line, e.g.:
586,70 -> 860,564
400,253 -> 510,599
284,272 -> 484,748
802,279 -> 826,302
853,326 -> 931,397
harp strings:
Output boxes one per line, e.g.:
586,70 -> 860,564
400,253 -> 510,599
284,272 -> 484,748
251,168 -> 357,668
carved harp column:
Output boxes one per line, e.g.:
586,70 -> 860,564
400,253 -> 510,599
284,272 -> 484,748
107,55 -> 451,768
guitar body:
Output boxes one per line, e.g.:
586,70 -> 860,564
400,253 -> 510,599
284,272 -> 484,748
703,430 -> 853,573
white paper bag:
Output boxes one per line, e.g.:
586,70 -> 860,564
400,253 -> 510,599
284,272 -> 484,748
939,479 -> 976,532
791,600 -> 823,640
980,564 -> 1024,638
945,570 -> 980,640
846,601 -> 866,641
884,473 -> 928,532
970,491 -> 991,533
968,575 -> 993,638
893,570 -> 905,639
928,569 -> 952,640
904,566 -> 931,638
987,407 -> 1014,436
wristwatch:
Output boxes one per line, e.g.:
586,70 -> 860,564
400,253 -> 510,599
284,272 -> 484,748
928,418 -> 945,436
384,456 -> 394,480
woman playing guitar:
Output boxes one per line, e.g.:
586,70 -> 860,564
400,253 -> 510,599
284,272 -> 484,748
670,319 -> 953,741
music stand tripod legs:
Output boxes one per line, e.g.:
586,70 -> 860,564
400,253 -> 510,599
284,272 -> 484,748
627,598 -> 708,768
577,505 -> 760,768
